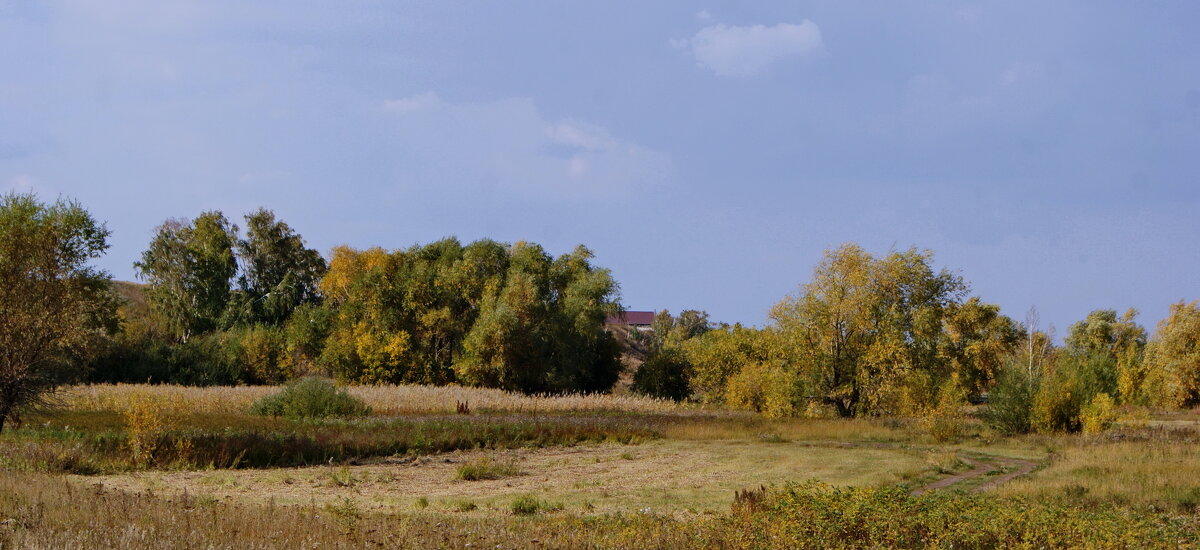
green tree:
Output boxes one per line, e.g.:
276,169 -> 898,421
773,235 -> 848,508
135,211 -> 237,342
649,309 -> 711,350
1065,308 -> 1147,404
631,348 -> 692,401
230,208 -> 326,326
0,193 -> 118,432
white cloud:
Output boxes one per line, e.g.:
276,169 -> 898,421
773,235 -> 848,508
380,95 -> 671,196
382,92 -> 442,114
695,9 -> 712,21
674,21 -> 823,77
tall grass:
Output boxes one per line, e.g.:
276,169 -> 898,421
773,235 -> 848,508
60,383 -> 685,415
999,426 -> 1200,511
0,470 -> 1193,549
1,414 -> 656,474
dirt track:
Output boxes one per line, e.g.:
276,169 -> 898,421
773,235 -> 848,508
913,453 -> 1039,495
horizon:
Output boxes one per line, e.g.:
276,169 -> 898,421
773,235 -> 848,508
2,2 -> 1197,334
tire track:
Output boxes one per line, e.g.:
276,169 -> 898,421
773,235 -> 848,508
912,453 -> 1039,495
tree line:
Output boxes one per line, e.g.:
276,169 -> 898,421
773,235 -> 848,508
2,191 -> 1198,433
93,206 -> 623,393
633,243 -> 1200,433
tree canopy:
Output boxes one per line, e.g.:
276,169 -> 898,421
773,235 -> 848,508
0,192 -> 117,431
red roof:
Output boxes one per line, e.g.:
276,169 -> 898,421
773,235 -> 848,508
606,311 -> 655,326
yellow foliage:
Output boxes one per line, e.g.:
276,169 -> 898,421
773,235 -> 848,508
725,363 -> 795,418
1080,393 -> 1118,434
122,392 -> 175,466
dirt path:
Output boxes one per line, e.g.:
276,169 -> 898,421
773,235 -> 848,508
912,453 -> 1039,495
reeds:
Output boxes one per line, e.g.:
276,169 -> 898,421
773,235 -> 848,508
59,383 -> 685,416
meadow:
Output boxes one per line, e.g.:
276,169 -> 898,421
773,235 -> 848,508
2,383 -> 1200,548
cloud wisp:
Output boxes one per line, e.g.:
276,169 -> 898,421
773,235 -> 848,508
673,21 -> 823,77
380,93 -> 671,197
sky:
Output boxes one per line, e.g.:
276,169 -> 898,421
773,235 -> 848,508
2,1 -> 1198,335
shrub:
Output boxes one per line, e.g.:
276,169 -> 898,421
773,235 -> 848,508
746,481 -> 1197,548
509,494 -> 561,515
725,363 -> 795,418
454,457 -> 524,481
631,348 -> 692,401
511,494 -> 542,515
984,364 -> 1037,434
920,377 -> 967,442
1080,393 -> 1118,434
238,326 -> 290,384
249,377 -> 370,419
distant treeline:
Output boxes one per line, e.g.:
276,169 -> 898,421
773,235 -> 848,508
633,243 -> 1200,433
12,194 -> 1198,425
92,209 -> 622,394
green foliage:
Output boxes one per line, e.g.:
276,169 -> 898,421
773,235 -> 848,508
135,212 -> 238,342
984,362 -> 1037,434
1066,308 -> 1147,404
231,208 -> 326,326
249,377 -> 370,419
0,192 -> 118,432
455,242 -> 623,393
631,348 -> 692,401
649,309 -> 711,350
510,494 -> 561,515
454,457 -> 524,481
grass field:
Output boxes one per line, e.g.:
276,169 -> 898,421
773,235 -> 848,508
3,383 -> 1200,548
84,439 -> 936,517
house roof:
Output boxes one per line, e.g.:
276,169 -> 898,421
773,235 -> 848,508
605,311 -> 656,326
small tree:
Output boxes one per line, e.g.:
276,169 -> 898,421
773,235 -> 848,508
0,193 -> 117,432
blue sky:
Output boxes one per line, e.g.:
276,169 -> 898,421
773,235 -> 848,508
2,1 -> 1198,335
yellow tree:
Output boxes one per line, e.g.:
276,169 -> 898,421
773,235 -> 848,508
940,298 -> 1022,397
1143,301 -> 1200,407
770,244 -> 966,417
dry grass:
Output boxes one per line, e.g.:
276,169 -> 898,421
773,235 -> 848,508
998,429 -> 1200,511
661,416 -> 912,443
81,439 -> 931,517
59,383 -> 687,416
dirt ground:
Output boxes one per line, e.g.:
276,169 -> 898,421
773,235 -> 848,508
82,439 -> 932,517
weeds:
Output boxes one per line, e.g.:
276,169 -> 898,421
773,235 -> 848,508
510,495 -> 561,516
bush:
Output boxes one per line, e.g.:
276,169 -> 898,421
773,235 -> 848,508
509,494 -> 561,516
249,377 -> 370,419
985,365 -> 1037,434
454,457 -> 524,481
920,377 -> 967,443
238,326 -> 291,384
741,481 -> 1196,548
1080,393 -> 1118,434
631,348 -> 692,401
725,363 -> 795,418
